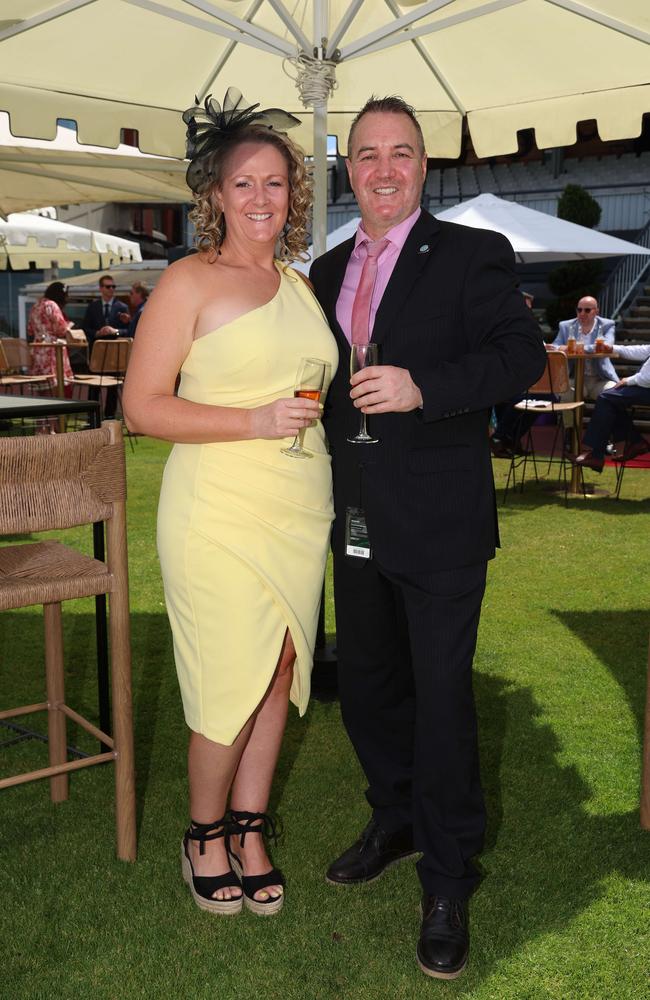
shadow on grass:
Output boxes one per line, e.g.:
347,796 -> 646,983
496,483 -> 648,518
464,668 -> 650,988
551,608 -> 649,747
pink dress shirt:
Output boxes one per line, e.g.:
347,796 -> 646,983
336,207 -> 422,344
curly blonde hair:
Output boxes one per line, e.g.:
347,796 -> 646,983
189,126 -> 311,262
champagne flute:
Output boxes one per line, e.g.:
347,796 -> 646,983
281,356 -> 327,459
348,342 -> 379,444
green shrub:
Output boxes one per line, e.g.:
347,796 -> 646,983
546,184 -> 603,328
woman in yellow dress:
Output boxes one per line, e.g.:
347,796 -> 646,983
123,90 -> 337,917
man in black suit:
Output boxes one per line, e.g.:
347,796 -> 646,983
310,97 -> 545,980
83,274 -> 130,348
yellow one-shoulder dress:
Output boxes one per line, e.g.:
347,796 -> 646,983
157,264 -> 338,745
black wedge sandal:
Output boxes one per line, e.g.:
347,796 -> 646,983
181,816 -> 243,915
228,810 -> 285,916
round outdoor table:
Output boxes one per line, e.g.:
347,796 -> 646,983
564,348 -> 618,495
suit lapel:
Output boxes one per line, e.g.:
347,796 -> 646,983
317,236 -> 354,356
372,211 -> 442,346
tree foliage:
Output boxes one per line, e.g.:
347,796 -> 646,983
546,184 -> 603,329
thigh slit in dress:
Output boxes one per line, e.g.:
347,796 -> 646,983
157,264 -> 338,745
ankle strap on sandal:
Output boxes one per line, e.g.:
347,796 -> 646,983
229,810 -> 279,848
186,816 -> 228,857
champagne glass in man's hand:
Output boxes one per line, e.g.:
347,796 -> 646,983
348,342 -> 379,444
281,357 -> 326,459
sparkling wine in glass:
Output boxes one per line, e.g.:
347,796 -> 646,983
348,342 -> 379,444
281,357 -> 326,459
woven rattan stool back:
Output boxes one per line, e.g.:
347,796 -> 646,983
0,423 -> 125,535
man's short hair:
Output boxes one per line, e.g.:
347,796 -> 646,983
347,95 -> 425,158
131,282 -> 149,300
99,274 -> 114,287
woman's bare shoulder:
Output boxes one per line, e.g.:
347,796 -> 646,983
156,251 -> 219,289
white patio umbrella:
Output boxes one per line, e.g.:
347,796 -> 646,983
435,194 -> 650,262
0,211 -> 142,270
0,116 -> 190,217
0,2 -> 648,256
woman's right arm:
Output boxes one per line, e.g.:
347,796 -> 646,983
122,264 -> 319,444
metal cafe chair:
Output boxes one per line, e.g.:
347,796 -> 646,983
0,337 -> 51,394
72,338 -> 133,420
503,351 -> 585,506
0,420 -> 136,861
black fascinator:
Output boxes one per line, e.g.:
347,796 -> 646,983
182,87 -> 301,193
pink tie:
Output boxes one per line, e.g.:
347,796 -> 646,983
350,238 -> 389,345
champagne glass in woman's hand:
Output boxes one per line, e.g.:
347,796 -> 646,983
281,357 -> 326,459
348,342 -> 379,444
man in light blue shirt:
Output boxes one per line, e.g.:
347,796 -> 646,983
553,295 -> 618,400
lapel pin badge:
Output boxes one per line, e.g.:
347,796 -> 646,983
419,244 -> 429,253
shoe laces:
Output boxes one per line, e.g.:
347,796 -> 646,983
230,810 -> 279,848
358,818 -> 382,851
423,895 -> 467,930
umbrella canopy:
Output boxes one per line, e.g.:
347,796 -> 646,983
0,115 -> 189,217
0,211 -> 142,269
435,194 -> 650,262
1,1 -> 648,254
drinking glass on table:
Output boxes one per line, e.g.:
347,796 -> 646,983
348,342 -> 379,445
281,357 -> 326,459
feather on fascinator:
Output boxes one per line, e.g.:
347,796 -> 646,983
182,87 -> 301,194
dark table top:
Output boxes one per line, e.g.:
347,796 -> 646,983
0,393 -> 100,421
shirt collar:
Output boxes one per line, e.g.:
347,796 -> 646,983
352,207 -> 422,258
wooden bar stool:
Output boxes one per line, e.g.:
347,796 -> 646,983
0,420 -> 136,861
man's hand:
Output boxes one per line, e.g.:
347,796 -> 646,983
350,365 -> 423,413
613,378 -> 628,390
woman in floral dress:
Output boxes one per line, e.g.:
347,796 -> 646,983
27,281 -> 74,388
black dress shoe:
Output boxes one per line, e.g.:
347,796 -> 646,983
575,451 -> 604,473
489,438 -> 514,459
326,819 -> 417,885
416,895 -> 469,980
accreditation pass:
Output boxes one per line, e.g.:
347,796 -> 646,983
345,506 -> 371,559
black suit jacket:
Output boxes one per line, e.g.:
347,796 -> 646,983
83,298 -> 130,345
310,210 -> 546,574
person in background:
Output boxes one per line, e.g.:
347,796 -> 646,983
552,295 -> 618,400
27,280 -> 74,387
83,274 -> 130,347
127,282 -> 149,337
576,343 -> 650,471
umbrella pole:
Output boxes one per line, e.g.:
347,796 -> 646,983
311,0 -> 329,261
312,100 -> 328,260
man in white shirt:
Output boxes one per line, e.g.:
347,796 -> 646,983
576,344 -> 650,471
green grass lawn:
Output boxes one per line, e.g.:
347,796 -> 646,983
1,438 -> 649,1000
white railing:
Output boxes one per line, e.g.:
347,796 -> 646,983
599,217 -> 650,320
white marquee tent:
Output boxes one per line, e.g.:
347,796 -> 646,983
294,194 -> 650,271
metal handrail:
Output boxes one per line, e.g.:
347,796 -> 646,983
588,218 -> 650,321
